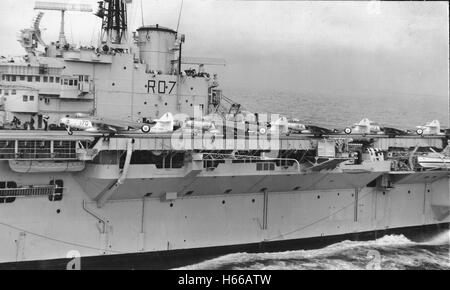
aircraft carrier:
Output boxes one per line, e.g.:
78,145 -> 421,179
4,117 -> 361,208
0,0 -> 449,269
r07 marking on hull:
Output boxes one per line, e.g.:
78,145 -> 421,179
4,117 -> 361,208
148,80 -> 177,94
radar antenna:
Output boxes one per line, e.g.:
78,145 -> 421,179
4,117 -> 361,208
96,0 -> 132,47
34,1 -> 93,47
33,12 -> 47,47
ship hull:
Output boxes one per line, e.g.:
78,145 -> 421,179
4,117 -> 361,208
0,222 -> 448,270
1,162 -> 449,269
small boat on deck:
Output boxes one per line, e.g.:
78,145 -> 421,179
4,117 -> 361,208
417,147 -> 450,169
417,155 -> 450,169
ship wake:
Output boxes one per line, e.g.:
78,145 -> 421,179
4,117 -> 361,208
175,230 -> 450,270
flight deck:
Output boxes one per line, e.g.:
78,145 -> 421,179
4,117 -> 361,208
0,129 -> 445,161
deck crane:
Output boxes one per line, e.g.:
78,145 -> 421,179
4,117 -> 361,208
34,1 -> 93,47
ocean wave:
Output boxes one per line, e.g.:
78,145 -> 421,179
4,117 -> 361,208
175,230 -> 450,270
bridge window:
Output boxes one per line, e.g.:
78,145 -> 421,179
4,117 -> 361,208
6,75 -> 10,81
23,95 -> 28,102
4,90 -> 8,96
30,96 -> 34,101
27,76 -> 32,82
50,76 -> 54,83
11,76 -> 16,82
44,76 -> 48,83
56,77 -> 60,83
20,76 -> 25,81
11,90 -> 16,95
35,76 -> 40,82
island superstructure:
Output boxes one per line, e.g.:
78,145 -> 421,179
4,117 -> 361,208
0,0 -> 448,269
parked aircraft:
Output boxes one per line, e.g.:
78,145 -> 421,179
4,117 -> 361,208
60,113 -> 174,135
416,120 -> 443,135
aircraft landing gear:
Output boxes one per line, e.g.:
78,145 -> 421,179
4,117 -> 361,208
63,125 -> 74,135
102,132 -> 116,141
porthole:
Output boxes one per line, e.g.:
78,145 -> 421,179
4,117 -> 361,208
56,209 -> 61,214
170,203 -> 174,207
222,200 -> 226,204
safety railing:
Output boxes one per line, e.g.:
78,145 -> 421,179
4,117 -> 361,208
0,140 -> 80,160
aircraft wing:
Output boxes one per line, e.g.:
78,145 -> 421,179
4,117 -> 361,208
306,125 -> 334,135
381,127 -> 408,136
91,118 -> 145,130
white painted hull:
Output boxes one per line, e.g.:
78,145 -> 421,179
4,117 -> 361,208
0,159 -> 449,268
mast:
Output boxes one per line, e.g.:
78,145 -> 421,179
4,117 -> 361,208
96,0 -> 131,47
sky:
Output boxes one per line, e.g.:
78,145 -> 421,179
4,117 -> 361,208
0,0 -> 448,101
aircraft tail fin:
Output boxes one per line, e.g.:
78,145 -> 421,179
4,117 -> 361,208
154,113 -> 174,132
271,117 -> 289,133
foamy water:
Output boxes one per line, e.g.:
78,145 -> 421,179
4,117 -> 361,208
176,230 -> 450,270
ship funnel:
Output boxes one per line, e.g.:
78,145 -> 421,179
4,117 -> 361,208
137,25 -> 177,74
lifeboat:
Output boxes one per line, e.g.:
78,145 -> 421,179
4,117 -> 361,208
417,155 -> 450,169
